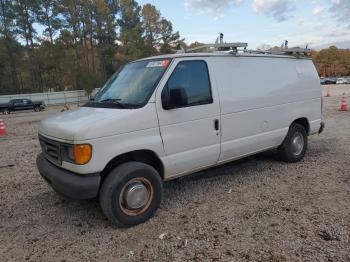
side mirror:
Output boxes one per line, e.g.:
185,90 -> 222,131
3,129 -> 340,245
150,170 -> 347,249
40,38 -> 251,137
162,86 -> 188,109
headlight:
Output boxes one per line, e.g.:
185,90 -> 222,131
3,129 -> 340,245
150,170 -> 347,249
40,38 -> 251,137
61,144 -> 92,165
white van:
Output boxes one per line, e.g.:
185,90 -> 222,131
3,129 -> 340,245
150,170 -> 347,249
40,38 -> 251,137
37,46 -> 324,227
336,78 -> 350,84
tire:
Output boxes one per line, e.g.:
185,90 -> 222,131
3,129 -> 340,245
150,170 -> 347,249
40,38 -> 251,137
34,106 -> 40,112
99,162 -> 163,227
2,108 -> 10,115
278,123 -> 307,162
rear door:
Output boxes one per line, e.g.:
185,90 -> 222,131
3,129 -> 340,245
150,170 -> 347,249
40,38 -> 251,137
155,58 -> 221,178
22,99 -> 33,110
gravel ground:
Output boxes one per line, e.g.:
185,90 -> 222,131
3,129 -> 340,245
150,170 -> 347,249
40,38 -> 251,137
0,85 -> 349,261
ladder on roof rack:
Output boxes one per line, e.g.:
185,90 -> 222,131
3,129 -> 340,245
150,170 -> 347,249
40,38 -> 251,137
271,47 -> 311,55
179,42 -> 248,53
244,47 -> 311,57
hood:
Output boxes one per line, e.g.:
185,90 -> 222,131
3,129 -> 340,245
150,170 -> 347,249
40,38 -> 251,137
39,104 -> 158,142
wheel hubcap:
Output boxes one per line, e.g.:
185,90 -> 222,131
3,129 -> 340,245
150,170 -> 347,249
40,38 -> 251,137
291,132 -> 304,156
124,182 -> 149,209
119,177 -> 153,216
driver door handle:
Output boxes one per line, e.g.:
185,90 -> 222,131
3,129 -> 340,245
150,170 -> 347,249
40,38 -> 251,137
214,119 -> 219,131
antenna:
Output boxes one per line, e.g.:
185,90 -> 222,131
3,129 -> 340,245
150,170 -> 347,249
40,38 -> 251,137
219,33 -> 224,44
281,40 -> 289,48
285,40 -> 288,48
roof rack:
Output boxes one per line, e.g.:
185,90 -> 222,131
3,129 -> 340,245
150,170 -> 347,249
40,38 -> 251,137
178,43 -> 310,57
177,33 -> 311,58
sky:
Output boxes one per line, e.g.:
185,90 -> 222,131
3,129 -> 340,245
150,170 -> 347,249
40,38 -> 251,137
137,0 -> 350,49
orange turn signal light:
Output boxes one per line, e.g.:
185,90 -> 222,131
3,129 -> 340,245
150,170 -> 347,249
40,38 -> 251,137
73,144 -> 92,165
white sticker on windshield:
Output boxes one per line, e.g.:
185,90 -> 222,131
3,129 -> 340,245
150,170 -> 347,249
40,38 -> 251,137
146,61 -> 163,68
146,60 -> 170,68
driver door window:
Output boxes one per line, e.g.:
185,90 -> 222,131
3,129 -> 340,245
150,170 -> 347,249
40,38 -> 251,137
166,61 -> 212,108
13,99 -> 24,110
13,99 -> 23,106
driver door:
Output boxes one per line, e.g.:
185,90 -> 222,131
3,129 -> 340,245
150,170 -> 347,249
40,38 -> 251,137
13,99 -> 25,111
155,58 -> 221,179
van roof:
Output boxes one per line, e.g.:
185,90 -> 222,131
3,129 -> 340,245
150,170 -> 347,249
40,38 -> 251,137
137,52 -> 312,62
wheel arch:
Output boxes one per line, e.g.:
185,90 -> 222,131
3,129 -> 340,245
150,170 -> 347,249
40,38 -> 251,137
101,150 -> 164,181
291,117 -> 310,135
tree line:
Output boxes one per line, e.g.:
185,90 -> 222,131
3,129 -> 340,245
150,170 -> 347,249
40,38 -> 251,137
0,0 -> 184,95
311,47 -> 350,78
257,44 -> 350,78
1,0 -> 350,96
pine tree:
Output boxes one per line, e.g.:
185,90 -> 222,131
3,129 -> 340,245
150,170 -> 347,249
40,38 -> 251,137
141,4 -> 161,56
0,0 -> 20,93
118,0 -> 145,61
159,19 -> 183,54
92,0 -> 119,80
14,0 -> 42,91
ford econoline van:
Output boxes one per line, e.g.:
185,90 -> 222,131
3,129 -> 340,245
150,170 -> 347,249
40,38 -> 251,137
37,46 -> 324,227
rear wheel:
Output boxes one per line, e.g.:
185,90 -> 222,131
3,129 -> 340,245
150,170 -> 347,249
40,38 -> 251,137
278,123 -> 307,162
99,162 -> 162,227
2,108 -> 9,115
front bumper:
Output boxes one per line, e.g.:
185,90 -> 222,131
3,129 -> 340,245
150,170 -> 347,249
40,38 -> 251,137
36,154 -> 100,199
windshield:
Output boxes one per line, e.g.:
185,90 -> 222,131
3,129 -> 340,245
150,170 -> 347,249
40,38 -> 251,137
86,59 -> 171,109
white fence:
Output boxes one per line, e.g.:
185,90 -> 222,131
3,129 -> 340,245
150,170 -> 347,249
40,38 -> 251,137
0,89 -> 100,105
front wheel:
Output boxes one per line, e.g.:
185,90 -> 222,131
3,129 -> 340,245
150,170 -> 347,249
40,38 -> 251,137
2,108 -> 10,115
99,162 -> 163,227
277,123 -> 307,162
34,106 -> 40,112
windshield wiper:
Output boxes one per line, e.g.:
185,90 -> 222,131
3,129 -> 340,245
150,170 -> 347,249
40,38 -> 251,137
99,98 -> 122,103
98,98 -> 127,108
85,98 -> 138,109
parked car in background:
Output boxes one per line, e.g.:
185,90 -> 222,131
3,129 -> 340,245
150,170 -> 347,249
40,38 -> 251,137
321,78 -> 337,85
336,77 -> 350,84
0,99 -> 45,115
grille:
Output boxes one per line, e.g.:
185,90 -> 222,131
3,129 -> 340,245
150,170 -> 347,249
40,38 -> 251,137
39,135 -> 61,165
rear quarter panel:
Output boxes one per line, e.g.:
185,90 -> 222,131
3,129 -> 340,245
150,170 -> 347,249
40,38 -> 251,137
210,56 -> 321,162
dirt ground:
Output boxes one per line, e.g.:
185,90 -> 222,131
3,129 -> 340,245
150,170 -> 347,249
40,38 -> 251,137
0,85 -> 349,261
